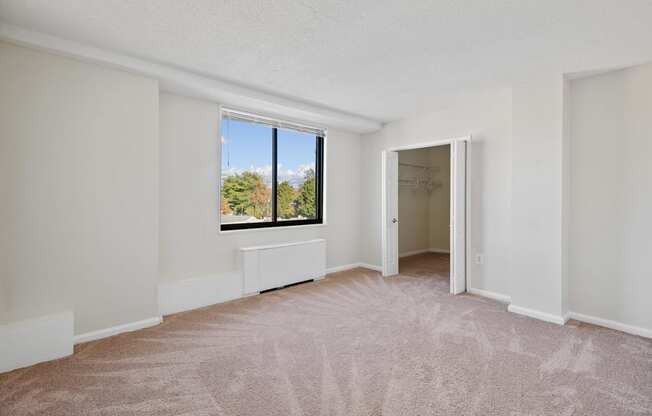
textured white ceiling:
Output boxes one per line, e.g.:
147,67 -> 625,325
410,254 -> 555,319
1,0 -> 652,123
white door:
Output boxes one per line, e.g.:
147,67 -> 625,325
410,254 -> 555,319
382,150 -> 399,276
450,140 -> 467,294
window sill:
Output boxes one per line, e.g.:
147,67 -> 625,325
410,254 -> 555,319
218,222 -> 327,234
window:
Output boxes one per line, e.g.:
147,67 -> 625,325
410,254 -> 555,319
220,109 -> 324,230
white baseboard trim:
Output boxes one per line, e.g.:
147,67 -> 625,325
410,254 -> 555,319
74,316 -> 162,345
358,263 -> 383,272
563,312 -> 571,324
399,249 -> 430,258
326,262 -> 384,274
325,263 -> 363,274
567,311 -> 652,339
508,304 -> 567,325
1,311 -> 74,374
429,248 -> 450,254
467,287 -> 511,304
158,271 -> 243,316
398,248 -> 450,258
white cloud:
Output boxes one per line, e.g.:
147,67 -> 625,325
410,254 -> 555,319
279,163 -> 314,186
222,162 -> 314,187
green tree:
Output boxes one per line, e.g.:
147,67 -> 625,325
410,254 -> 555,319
295,169 -> 316,218
277,181 -> 296,219
222,171 -> 271,219
249,176 -> 271,218
220,194 -> 232,215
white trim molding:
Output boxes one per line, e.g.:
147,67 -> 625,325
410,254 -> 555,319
326,262 -> 383,274
74,317 -> 162,345
0,311 -> 74,373
0,22 -> 382,134
467,287 -> 511,304
399,248 -> 450,258
508,304 -> 568,325
359,263 -> 383,272
399,249 -> 430,258
567,311 -> 652,339
360,263 -> 383,273
398,248 -> 450,259
429,248 -> 450,254
326,263 -> 363,274
386,136 -> 470,152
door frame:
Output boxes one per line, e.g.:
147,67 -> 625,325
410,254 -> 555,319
381,136 -> 471,294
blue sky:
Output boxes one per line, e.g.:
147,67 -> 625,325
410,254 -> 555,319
221,118 -> 316,185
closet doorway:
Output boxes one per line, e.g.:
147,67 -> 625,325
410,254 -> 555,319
382,138 -> 468,294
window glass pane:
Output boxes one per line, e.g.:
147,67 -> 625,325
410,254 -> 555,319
220,117 -> 273,224
277,128 -> 317,221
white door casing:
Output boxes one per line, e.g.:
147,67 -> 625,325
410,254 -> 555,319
382,137 -> 468,292
382,150 -> 399,276
450,140 -> 467,294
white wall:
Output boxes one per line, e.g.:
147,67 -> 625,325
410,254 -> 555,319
0,42 -> 159,334
3,40 -> 648,344
510,74 -> 568,321
568,64 -> 652,331
428,145 -> 450,252
0,278 -> 7,323
398,149 -> 432,255
159,93 -> 362,284
360,88 -> 512,294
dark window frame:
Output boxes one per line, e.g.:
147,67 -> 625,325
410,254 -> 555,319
220,122 -> 324,231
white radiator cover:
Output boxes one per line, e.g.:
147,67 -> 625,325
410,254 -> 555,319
241,239 -> 326,295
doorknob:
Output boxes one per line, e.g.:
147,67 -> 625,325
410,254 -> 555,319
392,218 -> 398,224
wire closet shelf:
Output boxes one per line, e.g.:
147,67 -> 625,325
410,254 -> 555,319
398,162 -> 443,192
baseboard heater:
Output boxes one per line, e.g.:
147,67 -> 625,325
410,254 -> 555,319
240,239 -> 326,296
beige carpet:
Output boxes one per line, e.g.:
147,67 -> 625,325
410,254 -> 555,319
1,253 -> 651,415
